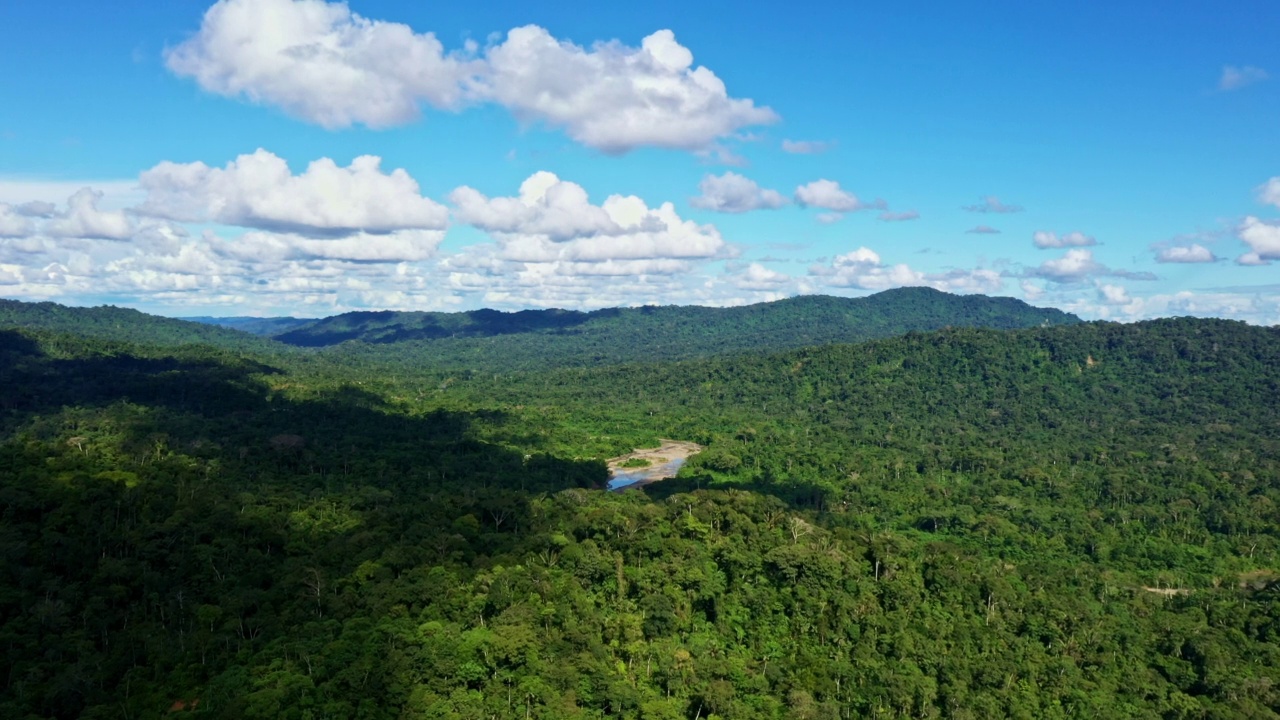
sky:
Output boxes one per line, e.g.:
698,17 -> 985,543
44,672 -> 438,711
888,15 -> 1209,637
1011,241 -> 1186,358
1,0 -> 1278,322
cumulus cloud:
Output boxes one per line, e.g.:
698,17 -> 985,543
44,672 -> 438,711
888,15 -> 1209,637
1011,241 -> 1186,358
689,172 -> 787,213
811,246 -> 1003,293
165,0 -> 777,153
815,213 -> 844,225
450,172 -> 621,241
781,139 -> 834,154
218,229 -> 445,263
137,149 -> 448,236
1027,248 -> 1157,283
1237,216 -> 1280,265
963,196 -> 1023,213
1033,230 -> 1097,249
1257,177 -> 1280,208
794,180 -> 884,213
451,171 -> 727,265
44,189 -> 135,240
0,166 -> 757,314
877,210 -> 919,222
1219,65 -> 1268,92
164,0 -> 477,129
1066,290 -> 1280,325
1097,283 -> 1131,306
0,204 -> 35,237
1155,244 -> 1217,263
482,26 -> 777,154
1028,249 -> 1103,282
732,262 -> 791,290
966,225 -> 1000,234
15,201 -> 57,218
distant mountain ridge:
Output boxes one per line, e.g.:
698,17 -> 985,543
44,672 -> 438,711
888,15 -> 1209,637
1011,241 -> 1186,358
266,287 -> 1081,370
182,316 -> 314,336
0,288 -> 1080,370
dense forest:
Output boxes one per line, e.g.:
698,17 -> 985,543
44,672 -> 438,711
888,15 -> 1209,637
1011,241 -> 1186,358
0,293 -> 1277,719
194,287 -> 1080,371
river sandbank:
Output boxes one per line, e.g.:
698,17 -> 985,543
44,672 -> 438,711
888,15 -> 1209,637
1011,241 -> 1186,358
606,439 -> 703,490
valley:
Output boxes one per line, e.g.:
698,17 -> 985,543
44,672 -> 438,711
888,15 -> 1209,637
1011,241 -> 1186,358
0,290 -> 1277,718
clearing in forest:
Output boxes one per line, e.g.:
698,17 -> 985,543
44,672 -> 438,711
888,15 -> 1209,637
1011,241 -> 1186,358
606,439 -> 703,490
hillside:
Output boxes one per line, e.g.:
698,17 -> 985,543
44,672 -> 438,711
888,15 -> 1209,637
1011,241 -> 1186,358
183,315 -> 314,336
0,299 -> 290,355
0,289 -> 1076,371
273,287 -> 1081,370
1,316 -> 1277,717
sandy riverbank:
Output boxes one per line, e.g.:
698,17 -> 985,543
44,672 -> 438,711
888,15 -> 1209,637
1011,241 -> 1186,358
606,439 -> 703,489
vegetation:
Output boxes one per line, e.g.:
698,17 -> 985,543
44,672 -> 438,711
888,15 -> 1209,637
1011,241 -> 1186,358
0,300 -> 288,355
183,316 -> 315,337
265,287 -> 1080,370
0,296 -> 1277,719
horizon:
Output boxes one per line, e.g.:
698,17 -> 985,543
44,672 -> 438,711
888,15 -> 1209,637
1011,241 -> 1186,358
6,286 -> 1090,324
1,0 -> 1278,323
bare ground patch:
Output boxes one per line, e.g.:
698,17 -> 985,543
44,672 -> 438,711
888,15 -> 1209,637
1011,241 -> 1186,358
607,439 -> 703,488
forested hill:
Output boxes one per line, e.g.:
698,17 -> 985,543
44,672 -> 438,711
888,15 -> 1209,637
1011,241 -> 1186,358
182,315 -> 313,336
0,299 -> 289,355
1,316 -> 1279,717
273,287 -> 1081,370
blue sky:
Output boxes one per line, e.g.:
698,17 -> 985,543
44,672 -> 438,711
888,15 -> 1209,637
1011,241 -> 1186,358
1,0 -> 1277,321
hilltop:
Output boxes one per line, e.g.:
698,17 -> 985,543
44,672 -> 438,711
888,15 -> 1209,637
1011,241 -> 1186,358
2,288 -> 1078,371
268,287 -> 1081,370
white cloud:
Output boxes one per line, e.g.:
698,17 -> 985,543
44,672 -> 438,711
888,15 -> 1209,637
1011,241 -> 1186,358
44,189 -> 135,240
966,225 -> 1000,234
1065,290 -> 1280,325
218,229 -> 445,263
482,27 -> 777,154
794,180 -> 883,212
1028,248 -> 1157,283
1020,280 -> 1044,300
877,210 -> 919,222
689,172 -> 787,213
451,171 -> 727,265
0,264 -> 24,286
1155,244 -> 1217,263
0,204 -> 35,238
733,262 -> 791,290
164,0 -> 478,129
1237,216 -> 1280,265
815,213 -> 844,225
1029,248 -> 1104,282
1258,177 -> 1280,208
1219,65 -> 1268,92
781,139 -> 834,154
963,196 -> 1023,213
137,149 -> 448,236
450,172 -> 626,241
165,0 -> 777,153
1097,283 -> 1131,306
1033,230 -> 1097,249
811,246 -> 1003,293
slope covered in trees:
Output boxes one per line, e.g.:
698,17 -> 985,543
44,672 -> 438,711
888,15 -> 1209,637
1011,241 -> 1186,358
2,289 -> 1078,372
183,316 -> 314,336
269,288 -> 1080,370
0,313 -> 1277,718
0,300 -> 288,355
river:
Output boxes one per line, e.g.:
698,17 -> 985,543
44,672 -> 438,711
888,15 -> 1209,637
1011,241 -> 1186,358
607,456 -> 690,491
